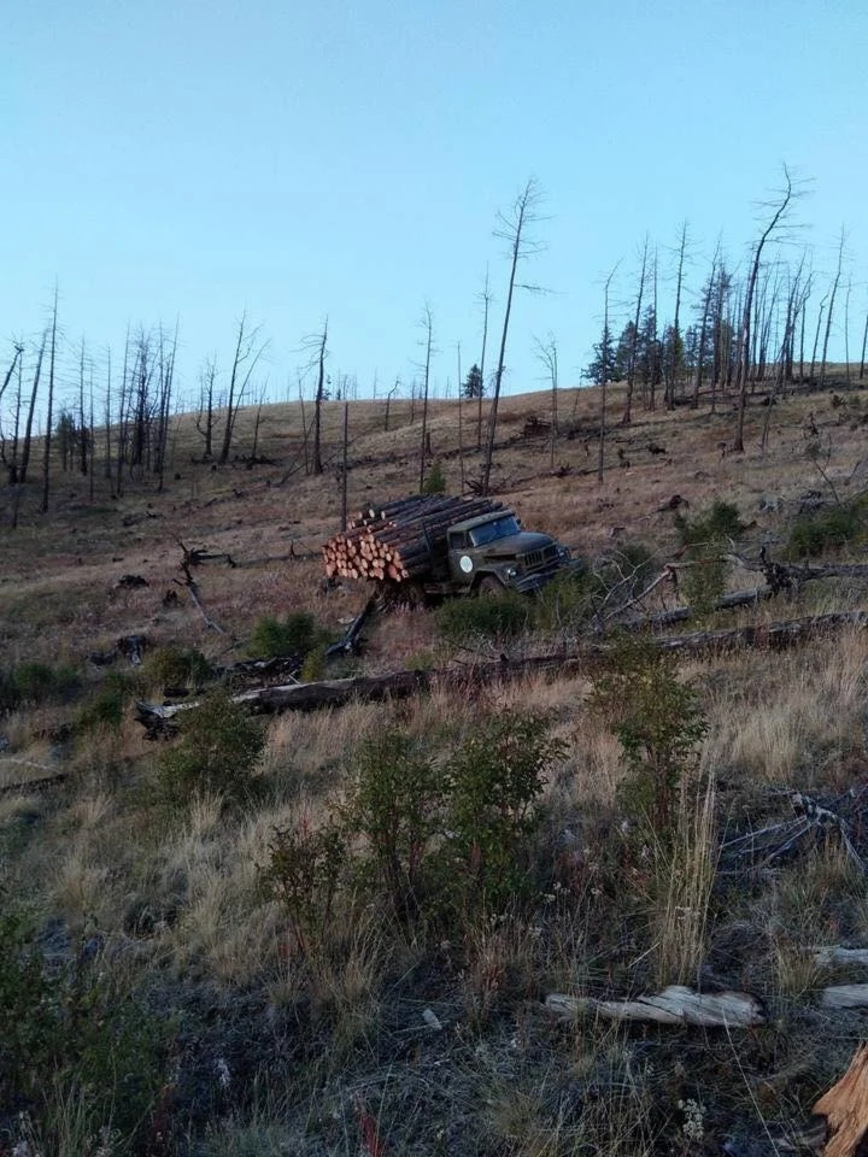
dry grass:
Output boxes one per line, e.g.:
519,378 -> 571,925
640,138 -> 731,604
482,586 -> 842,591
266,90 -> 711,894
4,374 -> 868,1154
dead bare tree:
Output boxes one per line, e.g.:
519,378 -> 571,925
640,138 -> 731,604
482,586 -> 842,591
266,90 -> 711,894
196,357 -> 219,461
597,264 -> 618,485
305,318 -> 329,476
77,339 -> 89,475
622,236 -> 649,424
384,377 -> 399,433
0,342 -> 23,413
155,323 -> 178,491
219,313 -> 266,465
844,276 -> 853,388
40,286 -> 59,514
534,333 -> 559,470
18,329 -> 46,487
692,246 -> 719,408
734,167 -> 794,453
8,341 -> 24,483
476,266 -> 492,450
481,177 -> 545,496
417,303 -> 435,492
664,222 -> 689,410
103,346 -> 113,481
860,291 -> 868,380
819,227 -> 846,390
250,381 -> 268,460
809,290 -> 829,384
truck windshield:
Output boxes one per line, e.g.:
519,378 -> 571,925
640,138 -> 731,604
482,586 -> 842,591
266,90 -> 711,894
469,515 -> 520,546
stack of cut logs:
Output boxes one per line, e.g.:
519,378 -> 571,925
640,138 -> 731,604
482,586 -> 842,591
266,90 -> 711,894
323,495 -> 504,583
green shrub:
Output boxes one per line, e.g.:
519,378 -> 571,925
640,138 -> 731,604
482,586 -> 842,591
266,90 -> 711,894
591,633 -> 707,838
0,661 -> 80,712
435,589 -> 530,647
674,499 -> 746,548
75,670 -> 136,733
0,896 -> 169,1151
145,645 -> 212,691
300,642 -> 328,682
534,568 -> 595,634
443,712 -> 565,913
249,611 -> 330,660
157,691 -> 265,805
342,728 -> 444,921
674,500 -> 747,617
260,818 -> 346,955
787,503 -> 866,558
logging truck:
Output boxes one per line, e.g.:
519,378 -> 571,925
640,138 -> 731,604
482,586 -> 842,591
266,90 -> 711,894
323,495 -> 576,598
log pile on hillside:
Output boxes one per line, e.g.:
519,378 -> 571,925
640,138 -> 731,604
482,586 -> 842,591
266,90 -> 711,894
322,495 -> 505,583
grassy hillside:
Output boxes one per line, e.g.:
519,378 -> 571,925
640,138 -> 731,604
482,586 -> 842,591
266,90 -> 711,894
2,375 -> 868,1154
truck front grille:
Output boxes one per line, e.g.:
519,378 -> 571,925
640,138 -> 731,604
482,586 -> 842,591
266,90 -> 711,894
520,544 -> 559,572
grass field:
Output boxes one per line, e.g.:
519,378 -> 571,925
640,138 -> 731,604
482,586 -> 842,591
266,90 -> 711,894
2,372 -> 868,1154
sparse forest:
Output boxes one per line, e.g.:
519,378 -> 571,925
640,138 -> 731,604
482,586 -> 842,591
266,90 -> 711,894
4,176 -> 868,1155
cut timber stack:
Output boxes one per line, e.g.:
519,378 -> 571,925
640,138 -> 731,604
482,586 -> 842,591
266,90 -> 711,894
323,495 -> 504,583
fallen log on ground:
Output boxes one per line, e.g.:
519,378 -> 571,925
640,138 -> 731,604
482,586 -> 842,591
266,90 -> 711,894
135,607 -> 867,732
544,986 -> 766,1028
812,947 -> 868,968
821,985 -> 868,1009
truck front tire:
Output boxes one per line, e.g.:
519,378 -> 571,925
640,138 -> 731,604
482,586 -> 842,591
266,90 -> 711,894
477,575 -> 505,596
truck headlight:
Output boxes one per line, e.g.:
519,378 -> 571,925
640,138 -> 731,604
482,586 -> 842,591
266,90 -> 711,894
506,566 -> 518,579
558,545 -> 571,560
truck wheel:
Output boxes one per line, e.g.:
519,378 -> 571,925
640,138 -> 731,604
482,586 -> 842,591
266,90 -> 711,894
478,575 -> 504,596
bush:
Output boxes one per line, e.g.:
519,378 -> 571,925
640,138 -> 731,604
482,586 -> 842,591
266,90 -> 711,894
435,589 -> 530,647
0,660 -> 80,712
75,670 -> 137,733
674,500 -> 747,617
145,645 -> 212,692
674,499 -> 746,548
443,712 -> 565,913
591,633 -> 707,838
0,896 -> 169,1151
249,611 -> 330,660
342,728 -> 444,921
157,691 -> 265,805
260,818 -> 346,955
787,503 -> 866,558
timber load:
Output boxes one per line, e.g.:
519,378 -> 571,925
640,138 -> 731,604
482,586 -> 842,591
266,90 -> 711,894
323,494 -> 504,583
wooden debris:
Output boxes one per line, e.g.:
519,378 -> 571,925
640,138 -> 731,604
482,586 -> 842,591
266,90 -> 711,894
812,948 -> 868,968
812,1045 -> 868,1157
821,985 -> 868,1009
721,786 -> 868,876
136,610 -> 868,731
544,986 -> 766,1028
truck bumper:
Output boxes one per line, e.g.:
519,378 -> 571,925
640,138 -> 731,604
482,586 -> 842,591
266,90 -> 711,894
511,558 -> 582,594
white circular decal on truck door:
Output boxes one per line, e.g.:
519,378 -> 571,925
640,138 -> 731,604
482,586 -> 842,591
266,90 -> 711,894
459,555 -> 473,574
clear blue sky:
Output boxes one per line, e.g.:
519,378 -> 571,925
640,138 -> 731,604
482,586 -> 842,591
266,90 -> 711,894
3,0 -> 866,412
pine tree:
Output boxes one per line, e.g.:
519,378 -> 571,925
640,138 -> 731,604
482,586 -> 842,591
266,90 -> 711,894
462,363 -> 484,399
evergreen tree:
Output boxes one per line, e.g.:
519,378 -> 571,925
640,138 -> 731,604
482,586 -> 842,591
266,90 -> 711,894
462,363 -> 484,399
585,325 -> 615,386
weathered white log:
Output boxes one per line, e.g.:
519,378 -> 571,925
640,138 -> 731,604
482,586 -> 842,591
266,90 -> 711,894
812,948 -> 868,968
821,985 -> 868,1009
544,986 -> 766,1028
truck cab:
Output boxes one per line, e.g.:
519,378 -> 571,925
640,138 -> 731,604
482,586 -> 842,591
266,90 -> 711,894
443,511 -> 571,594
